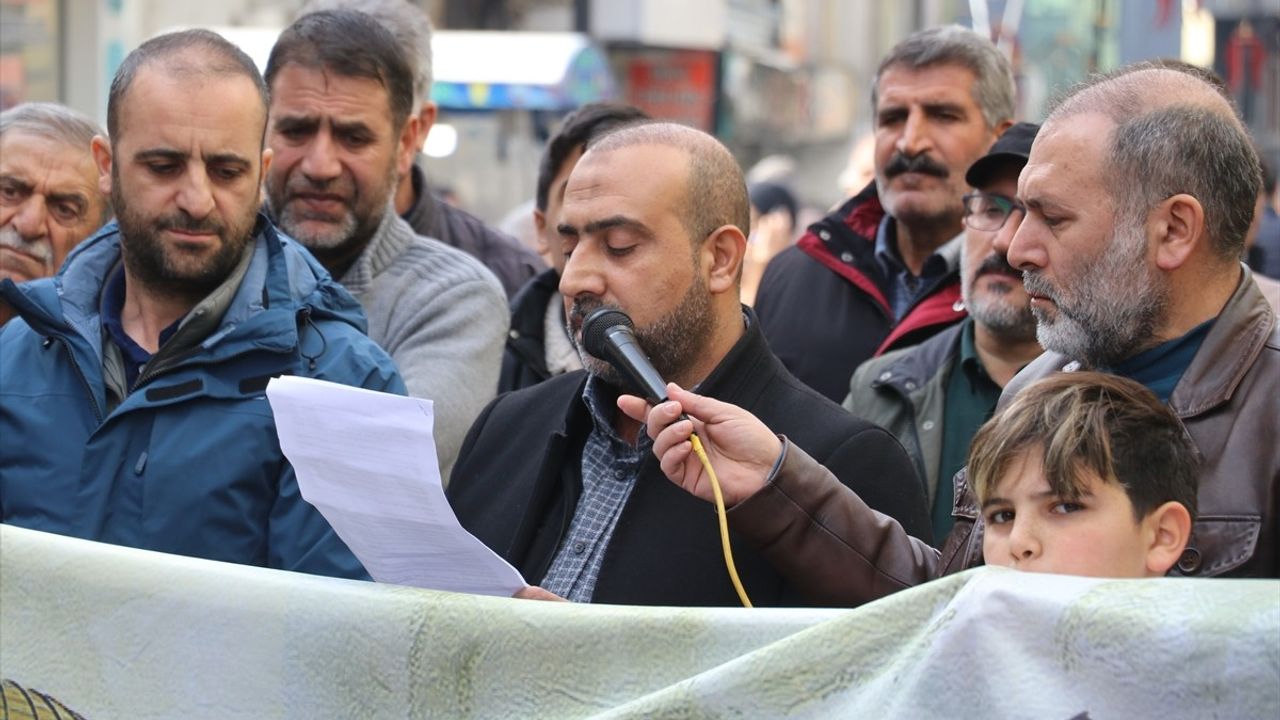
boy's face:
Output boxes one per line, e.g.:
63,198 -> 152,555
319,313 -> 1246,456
980,447 -> 1164,578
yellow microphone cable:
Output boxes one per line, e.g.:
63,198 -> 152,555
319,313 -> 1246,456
688,432 -> 753,608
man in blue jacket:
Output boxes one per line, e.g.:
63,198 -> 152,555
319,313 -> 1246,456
0,29 -> 405,579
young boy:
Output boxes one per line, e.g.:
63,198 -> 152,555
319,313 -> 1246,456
967,371 -> 1199,577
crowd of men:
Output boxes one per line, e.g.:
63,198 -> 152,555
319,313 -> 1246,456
1,0 -> 1276,609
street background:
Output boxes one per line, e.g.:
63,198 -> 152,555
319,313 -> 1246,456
2,0 -> 1276,231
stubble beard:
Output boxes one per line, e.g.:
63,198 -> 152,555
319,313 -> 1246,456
268,165 -> 395,265
567,276 -> 717,393
112,166 -> 258,306
962,254 -> 1038,344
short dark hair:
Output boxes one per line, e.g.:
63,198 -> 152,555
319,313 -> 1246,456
107,29 -> 268,142
265,9 -> 415,132
535,103 -> 649,212
969,371 -> 1200,523
300,0 -> 435,109
590,122 -> 751,245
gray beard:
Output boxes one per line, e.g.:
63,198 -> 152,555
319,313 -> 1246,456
1026,221 -> 1168,367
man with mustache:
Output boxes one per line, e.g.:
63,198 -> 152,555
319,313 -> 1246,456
0,30 -> 405,577
844,123 -> 1042,543
263,10 -> 508,481
448,122 -> 929,607
0,103 -> 112,324
753,26 -> 1014,403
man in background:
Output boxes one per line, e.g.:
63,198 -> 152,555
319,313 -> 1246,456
845,123 -> 1042,543
500,102 -> 648,393
0,103 -> 111,323
301,0 -> 545,297
264,10 -> 508,480
754,26 -> 1014,402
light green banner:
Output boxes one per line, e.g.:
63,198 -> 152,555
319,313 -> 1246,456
2,525 -> 1276,718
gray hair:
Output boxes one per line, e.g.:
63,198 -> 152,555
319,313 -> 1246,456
0,101 -> 103,149
873,25 -> 1015,129
1,102 -> 111,224
300,0 -> 434,110
1048,66 -> 1261,262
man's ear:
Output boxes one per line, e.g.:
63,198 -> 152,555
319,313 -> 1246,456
532,207 -> 549,256
416,101 -> 438,150
702,225 -> 747,296
397,114 -> 422,179
1150,193 -> 1205,272
91,135 -> 113,196
259,147 -> 274,204
1143,501 -> 1193,576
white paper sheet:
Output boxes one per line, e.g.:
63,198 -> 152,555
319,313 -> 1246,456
266,375 -> 527,596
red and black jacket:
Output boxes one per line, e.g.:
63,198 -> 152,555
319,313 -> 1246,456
753,183 -> 965,403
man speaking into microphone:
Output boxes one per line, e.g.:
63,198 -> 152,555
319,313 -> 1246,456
447,122 -> 928,607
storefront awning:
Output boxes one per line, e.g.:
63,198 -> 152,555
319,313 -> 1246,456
430,31 -> 616,111
183,27 -> 616,113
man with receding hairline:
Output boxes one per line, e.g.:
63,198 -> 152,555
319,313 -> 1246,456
971,64 -> 1280,577
448,122 -> 928,607
0,29 -> 405,578
0,103 -> 110,286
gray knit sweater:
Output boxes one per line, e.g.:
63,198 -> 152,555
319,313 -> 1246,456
339,206 -> 508,482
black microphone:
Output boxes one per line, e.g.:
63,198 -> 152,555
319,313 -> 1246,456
581,307 -> 671,404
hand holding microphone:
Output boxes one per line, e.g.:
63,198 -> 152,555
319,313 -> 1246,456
583,307 -> 782,505
583,307 -> 774,607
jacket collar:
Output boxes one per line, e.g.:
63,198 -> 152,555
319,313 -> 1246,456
401,160 -> 438,236
336,203 -> 415,299
1169,265 -> 1277,417
2,214 -> 368,367
1005,265 -> 1277,419
871,320 -> 966,394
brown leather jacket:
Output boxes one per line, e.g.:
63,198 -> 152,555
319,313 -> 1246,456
729,268 -> 1279,606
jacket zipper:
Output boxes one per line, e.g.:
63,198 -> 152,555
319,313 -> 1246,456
51,335 -> 105,424
130,345 -> 203,393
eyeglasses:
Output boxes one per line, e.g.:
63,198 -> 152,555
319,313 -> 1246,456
962,192 -> 1027,231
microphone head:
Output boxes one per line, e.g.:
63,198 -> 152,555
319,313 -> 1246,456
581,307 -> 635,359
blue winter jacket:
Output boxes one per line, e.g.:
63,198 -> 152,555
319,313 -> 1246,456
0,216 -> 406,579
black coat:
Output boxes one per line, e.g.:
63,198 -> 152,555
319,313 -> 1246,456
448,313 -> 930,607
498,267 -> 561,394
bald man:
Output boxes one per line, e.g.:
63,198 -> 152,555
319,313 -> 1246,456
447,122 -> 929,607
